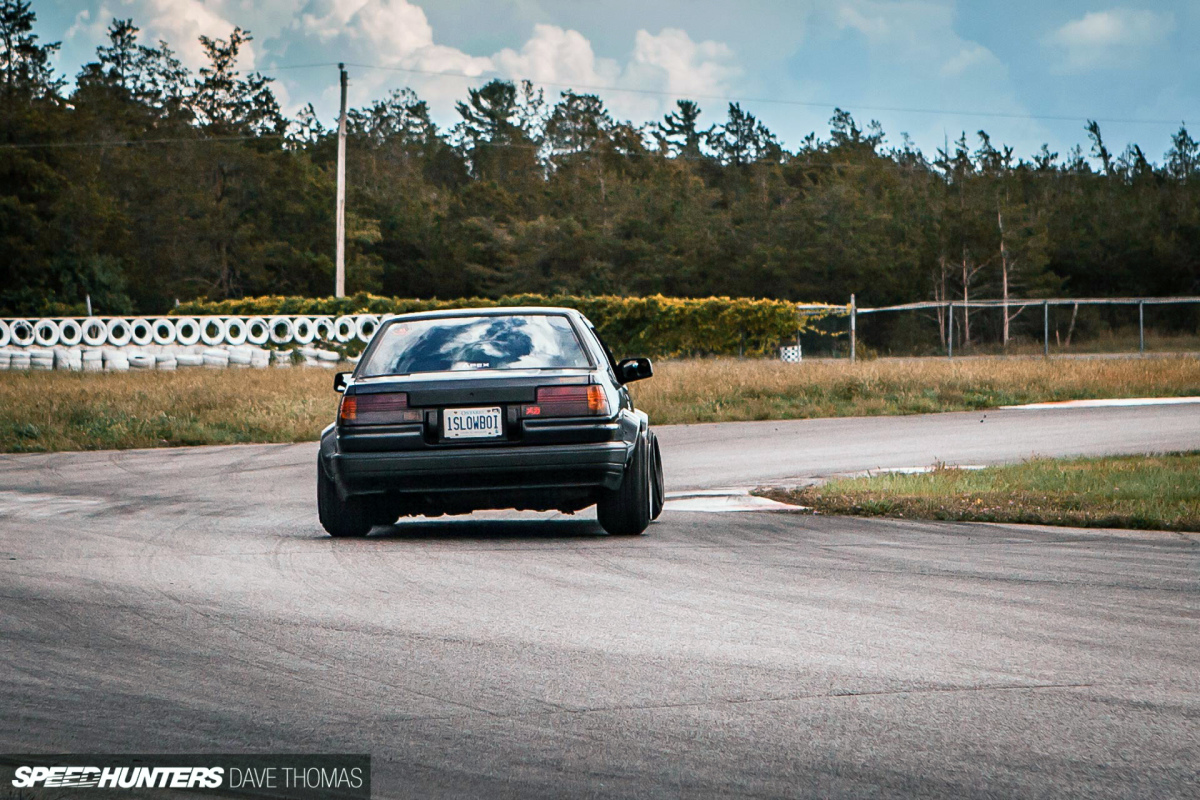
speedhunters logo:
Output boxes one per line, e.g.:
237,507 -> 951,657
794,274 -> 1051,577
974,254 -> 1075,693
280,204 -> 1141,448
12,766 -> 224,789
3,755 -> 369,798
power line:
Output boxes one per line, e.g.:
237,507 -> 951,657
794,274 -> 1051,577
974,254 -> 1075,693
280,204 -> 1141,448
324,61 -> 1184,127
259,62 -> 340,72
0,134 -> 285,150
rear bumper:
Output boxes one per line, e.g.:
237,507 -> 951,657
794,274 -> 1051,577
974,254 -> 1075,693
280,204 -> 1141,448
327,441 -> 630,496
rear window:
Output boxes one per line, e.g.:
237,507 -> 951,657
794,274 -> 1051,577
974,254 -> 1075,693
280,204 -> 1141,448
360,314 -> 592,376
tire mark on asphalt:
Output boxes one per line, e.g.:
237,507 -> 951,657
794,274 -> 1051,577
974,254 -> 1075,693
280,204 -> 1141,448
305,680 -> 1107,728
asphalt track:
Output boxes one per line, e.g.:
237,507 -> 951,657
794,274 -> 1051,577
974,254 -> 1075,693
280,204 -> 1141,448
1,404 -> 1198,798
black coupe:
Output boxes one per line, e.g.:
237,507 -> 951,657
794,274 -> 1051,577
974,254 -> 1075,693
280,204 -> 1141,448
318,307 -> 665,537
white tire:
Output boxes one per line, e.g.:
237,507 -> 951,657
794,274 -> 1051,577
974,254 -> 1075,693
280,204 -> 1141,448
200,318 -> 227,347
312,316 -> 335,342
0,320 -> 10,348
34,319 -> 61,347
174,317 -> 201,346
81,318 -> 108,347
151,318 -> 177,346
293,317 -> 316,344
245,317 -> 269,345
356,315 -> 380,342
224,317 -> 248,346
106,318 -> 133,347
268,317 -> 294,344
9,319 -> 34,347
56,319 -> 82,347
333,316 -> 356,342
175,353 -> 204,367
129,318 -> 154,346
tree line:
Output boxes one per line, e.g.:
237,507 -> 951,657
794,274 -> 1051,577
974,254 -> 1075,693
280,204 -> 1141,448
2,1 -> 1197,348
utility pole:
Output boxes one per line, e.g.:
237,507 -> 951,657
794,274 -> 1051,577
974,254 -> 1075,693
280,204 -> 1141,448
947,303 -> 954,358
849,294 -> 856,363
335,63 -> 348,298
1043,300 -> 1050,357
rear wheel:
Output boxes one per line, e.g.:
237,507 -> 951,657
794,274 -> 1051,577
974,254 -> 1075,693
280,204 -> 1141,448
317,458 -> 371,538
597,432 -> 652,536
649,432 -> 665,521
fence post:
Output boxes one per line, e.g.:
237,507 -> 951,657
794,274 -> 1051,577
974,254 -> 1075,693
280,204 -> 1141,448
1139,301 -> 1145,356
947,302 -> 954,358
849,294 -> 856,363
1043,300 -> 1050,357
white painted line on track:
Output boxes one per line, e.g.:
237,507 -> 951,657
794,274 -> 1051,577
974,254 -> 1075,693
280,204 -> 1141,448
663,488 -> 805,513
837,465 -> 989,477
1001,397 -> 1200,410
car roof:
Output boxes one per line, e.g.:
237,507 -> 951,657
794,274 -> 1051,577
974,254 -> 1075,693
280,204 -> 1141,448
383,306 -> 587,323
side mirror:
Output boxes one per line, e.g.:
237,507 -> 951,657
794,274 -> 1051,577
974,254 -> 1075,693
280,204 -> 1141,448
617,357 -> 653,384
333,372 -> 351,393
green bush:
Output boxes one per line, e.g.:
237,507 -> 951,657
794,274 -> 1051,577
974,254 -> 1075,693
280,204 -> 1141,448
171,293 -> 835,358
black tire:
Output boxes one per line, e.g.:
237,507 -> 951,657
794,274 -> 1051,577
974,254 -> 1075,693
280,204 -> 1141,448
649,431 -> 665,521
597,432 -> 652,536
317,458 -> 371,538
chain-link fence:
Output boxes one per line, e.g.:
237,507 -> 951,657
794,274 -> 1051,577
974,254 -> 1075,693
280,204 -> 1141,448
797,296 -> 1200,360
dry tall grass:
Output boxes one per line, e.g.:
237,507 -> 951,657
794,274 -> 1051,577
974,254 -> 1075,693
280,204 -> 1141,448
2,355 -> 1198,452
0,368 -> 338,452
633,355 -> 1200,424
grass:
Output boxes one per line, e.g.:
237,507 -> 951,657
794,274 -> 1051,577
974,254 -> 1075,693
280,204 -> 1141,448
0,368 -> 338,453
886,328 -> 1200,358
632,355 -> 1200,424
0,355 -> 1197,453
755,453 -> 1200,532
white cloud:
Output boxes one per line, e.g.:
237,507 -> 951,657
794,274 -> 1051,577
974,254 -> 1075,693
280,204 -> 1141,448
493,25 -> 621,87
281,0 -> 738,125
65,7 -> 109,44
628,28 -> 737,98
67,0 -> 307,72
1047,8 -> 1175,72
135,0 -> 257,69
940,43 -> 997,77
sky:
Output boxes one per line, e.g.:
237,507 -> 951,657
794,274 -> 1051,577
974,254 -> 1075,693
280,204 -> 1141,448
33,0 -> 1200,163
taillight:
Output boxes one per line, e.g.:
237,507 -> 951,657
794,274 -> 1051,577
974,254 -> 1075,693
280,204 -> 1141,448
526,385 -> 610,417
339,392 -> 421,425
338,395 -> 357,423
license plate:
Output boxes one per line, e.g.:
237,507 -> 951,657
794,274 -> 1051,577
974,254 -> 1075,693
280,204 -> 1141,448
443,406 -> 504,439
